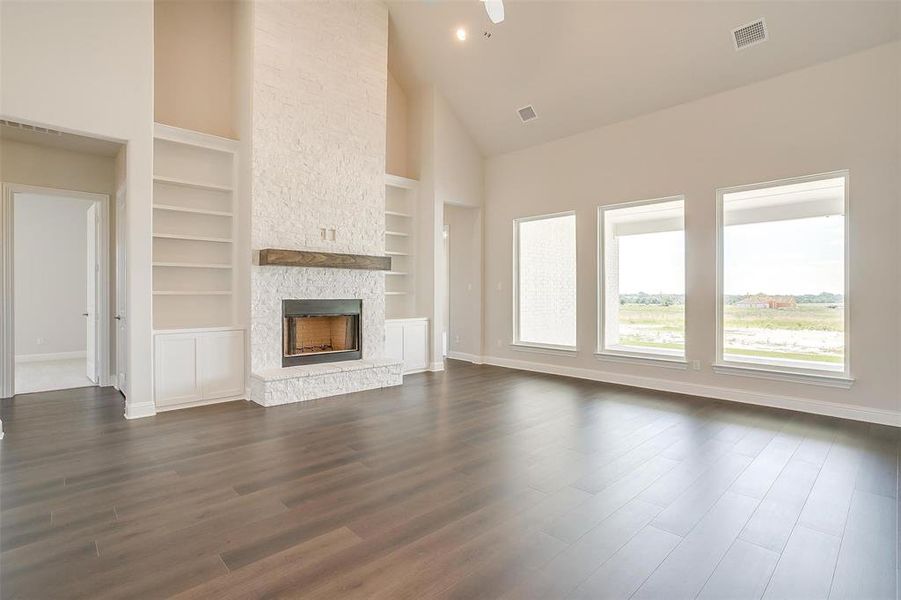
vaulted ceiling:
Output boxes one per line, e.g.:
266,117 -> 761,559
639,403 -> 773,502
387,1 -> 900,156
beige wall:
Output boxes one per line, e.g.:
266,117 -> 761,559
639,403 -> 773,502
444,203 -> 482,358
155,0 -> 236,139
483,42 -> 901,422
408,84 -> 484,367
387,70 -> 409,178
434,92 -> 483,208
1,0 -> 155,416
1,139 -> 118,375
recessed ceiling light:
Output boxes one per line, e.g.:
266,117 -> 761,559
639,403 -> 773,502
456,28 -> 467,41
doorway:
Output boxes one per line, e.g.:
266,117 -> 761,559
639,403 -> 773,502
1,184 -> 110,395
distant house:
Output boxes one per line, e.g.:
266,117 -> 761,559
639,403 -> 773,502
734,294 -> 797,309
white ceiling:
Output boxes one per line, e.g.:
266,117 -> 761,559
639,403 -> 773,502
387,1 -> 901,156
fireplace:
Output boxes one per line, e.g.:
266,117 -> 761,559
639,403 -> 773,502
282,299 -> 362,366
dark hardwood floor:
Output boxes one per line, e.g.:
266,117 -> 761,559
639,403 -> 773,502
1,360 -> 898,599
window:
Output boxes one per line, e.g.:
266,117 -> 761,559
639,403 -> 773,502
514,212 -> 577,349
599,197 -> 685,360
717,172 -> 848,377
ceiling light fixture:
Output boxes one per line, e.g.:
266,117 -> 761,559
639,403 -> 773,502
456,27 -> 467,41
483,0 -> 504,24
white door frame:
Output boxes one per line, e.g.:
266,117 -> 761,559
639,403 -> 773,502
0,183 -> 111,397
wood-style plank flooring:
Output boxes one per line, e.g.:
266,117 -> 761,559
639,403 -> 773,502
1,360 -> 898,599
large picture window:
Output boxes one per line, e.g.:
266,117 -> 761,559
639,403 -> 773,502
599,197 -> 685,359
717,172 -> 848,377
514,212 -> 577,349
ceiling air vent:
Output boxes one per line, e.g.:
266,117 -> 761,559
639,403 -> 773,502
0,119 -> 62,136
517,105 -> 538,123
732,18 -> 768,51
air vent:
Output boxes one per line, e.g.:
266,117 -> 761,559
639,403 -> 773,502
0,119 -> 62,136
732,18 -> 768,51
517,105 -> 538,123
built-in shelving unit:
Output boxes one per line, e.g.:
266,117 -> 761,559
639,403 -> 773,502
385,174 -> 418,319
152,123 -> 239,330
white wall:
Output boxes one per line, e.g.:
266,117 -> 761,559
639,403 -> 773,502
1,0 -> 155,417
483,42 -> 901,423
14,193 -> 91,357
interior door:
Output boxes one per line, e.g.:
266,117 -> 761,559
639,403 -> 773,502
85,203 -> 98,383
115,187 -> 127,394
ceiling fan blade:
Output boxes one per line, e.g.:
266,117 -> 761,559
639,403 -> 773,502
483,0 -> 504,24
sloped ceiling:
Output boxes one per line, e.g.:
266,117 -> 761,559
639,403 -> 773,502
387,1 -> 900,156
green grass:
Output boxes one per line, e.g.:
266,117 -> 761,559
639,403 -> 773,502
615,302 -> 843,364
723,347 -> 843,364
723,304 -> 843,332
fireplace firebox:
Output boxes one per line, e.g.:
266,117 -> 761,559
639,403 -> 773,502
282,299 -> 362,366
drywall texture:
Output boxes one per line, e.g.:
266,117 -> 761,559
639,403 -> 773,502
483,42 -> 901,419
1,0 -> 154,415
386,70 -> 409,178
434,92 -> 483,208
0,139 -> 118,374
248,2 -> 390,388
154,0 -> 236,138
14,194 -> 92,356
444,204 -> 482,358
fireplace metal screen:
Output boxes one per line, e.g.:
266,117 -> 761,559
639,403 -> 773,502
282,299 -> 362,366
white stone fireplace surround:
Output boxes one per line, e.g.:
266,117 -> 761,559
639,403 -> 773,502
249,265 -> 402,407
246,1 -> 396,407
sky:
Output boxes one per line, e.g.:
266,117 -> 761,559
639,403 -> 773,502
617,215 -> 844,296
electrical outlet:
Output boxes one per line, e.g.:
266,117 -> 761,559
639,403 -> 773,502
36,337 -> 45,346
496,281 -> 503,291
455,335 -> 460,343
496,339 -> 502,347
691,360 -> 701,371
328,228 -> 336,241
320,228 -> 327,240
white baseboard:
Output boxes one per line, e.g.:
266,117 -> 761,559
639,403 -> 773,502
447,352 -> 483,365
15,351 -> 86,363
428,361 -> 445,372
124,400 -> 157,420
109,374 -> 118,390
481,354 -> 901,427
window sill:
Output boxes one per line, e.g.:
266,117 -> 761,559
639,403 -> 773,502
595,350 -> 687,370
510,342 -> 579,357
712,362 -> 854,389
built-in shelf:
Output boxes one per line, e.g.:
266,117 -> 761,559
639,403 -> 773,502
153,262 -> 232,269
153,175 -> 232,193
384,173 -> 418,319
153,233 -> 233,243
153,290 -> 233,296
385,174 -> 418,190
154,123 -> 239,153
153,204 -> 233,217
153,123 -> 239,333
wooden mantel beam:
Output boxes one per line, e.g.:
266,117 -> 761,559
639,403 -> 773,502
257,249 -> 392,271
